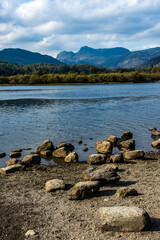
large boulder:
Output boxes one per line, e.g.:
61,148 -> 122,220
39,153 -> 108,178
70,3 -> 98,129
121,131 -> 133,141
40,150 -> 52,158
9,152 -> 21,158
56,142 -> 74,152
82,165 -> 120,186
123,150 -> 145,160
64,152 -> 79,163
110,153 -> 124,163
117,139 -> 135,151
0,164 -> 24,174
68,181 -> 100,200
96,140 -> 113,154
0,152 -> 6,158
52,147 -> 71,158
151,139 -> 160,149
5,158 -> 21,167
107,136 -> 119,146
45,179 -> 65,192
22,154 -> 41,165
87,154 -> 106,165
115,187 -> 138,198
95,206 -> 151,232
36,140 -> 54,154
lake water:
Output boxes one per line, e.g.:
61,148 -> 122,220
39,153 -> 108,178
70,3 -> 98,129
0,83 -> 160,168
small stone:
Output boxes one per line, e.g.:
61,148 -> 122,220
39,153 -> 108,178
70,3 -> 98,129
25,230 -> 38,237
78,139 -> 82,144
123,150 -> 145,160
36,140 -> 54,153
9,152 -> 21,158
5,158 -> 21,166
0,164 -> 24,174
110,154 -> 124,163
121,131 -> 133,141
0,152 -> 6,158
82,147 -> 88,152
68,181 -> 100,200
45,179 -> 65,192
64,152 -> 79,163
11,149 -> 22,152
151,139 -> 160,149
87,154 -> 106,165
23,148 -> 32,150
22,154 -> 41,165
95,206 -> 151,232
149,127 -> 157,131
116,187 -> 138,197
151,130 -> 160,136
96,140 -> 113,154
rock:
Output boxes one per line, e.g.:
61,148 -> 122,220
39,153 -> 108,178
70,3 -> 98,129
25,230 -> 38,237
9,152 -> 21,158
22,154 -> 41,165
5,158 -> 21,166
121,131 -> 133,141
68,181 -> 100,200
0,164 -> 24,174
95,206 -> 151,232
151,139 -> 160,149
110,154 -> 124,163
107,136 -> 119,145
40,150 -> 52,157
116,187 -> 138,197
36,140 -> 54,153
82,147 -> 88,152
87,154 -> 106,165
96,140 -> 113,154
123,150 -> 145,160
78,139 -> 82,144
11,149 -> 22,152
52,147 -> 71,158
82,165 -> 120,186
23,147 -> 32,150
0,152 -> 6,158
64,152 -> 79,163
45,179 -> 65,192
149,127 -> 157,131
117,139 -> 135,151
56,142 -> 74,151
151,130 -> 160,136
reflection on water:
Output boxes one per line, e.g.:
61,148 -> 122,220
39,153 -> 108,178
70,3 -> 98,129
0,83 -> 160,167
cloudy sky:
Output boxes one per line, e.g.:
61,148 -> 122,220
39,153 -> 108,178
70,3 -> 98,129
0,0 -> 160,57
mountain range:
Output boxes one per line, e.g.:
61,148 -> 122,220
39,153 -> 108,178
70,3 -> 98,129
56,46 -> 160,69
0,46 -> 160,69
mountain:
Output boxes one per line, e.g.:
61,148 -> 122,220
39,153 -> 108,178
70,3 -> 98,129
56,46 -> 160,69
0,48 -> 63,65
139,55 -> 160,68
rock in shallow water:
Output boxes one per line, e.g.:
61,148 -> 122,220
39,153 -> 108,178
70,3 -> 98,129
53,147 -> 72,158
117,139 -> 135,151
0,152 -> 6,158
95,206 -> 151,232
96,140 -> 113,154
22,154 -> 41,165
68,181 -> 100,200
36,140 -> 54,153
121,131 -> 133,141
151,139 -> 160,149
9,152 -> 21,158
64,152 -> 79,163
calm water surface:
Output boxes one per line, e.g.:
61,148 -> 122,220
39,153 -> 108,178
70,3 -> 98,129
0,83 -> 160,167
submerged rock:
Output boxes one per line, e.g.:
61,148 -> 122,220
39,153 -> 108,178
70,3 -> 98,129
95,206 -> 151,232
68,181 -> 100,200
64,152 -> 79,163
96,140 -> 113,154
87,154 -> 106,165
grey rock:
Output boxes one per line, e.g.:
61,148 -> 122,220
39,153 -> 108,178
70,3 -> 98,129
96,140 -> 113,154
83,165 -> 120,186
45,179 -> 65,192
110,153 -> 124,163
151,139 -> 160,149
0,164 -> 24,174
123,150 -> 145,160
64,152 -> 79,163
87,154 -> 106,165
95,206 -> 151,232
0,152 -> 6,158
22,154 -> 41,165
9,152 -> 21,158
116,187 -> 138,197
68,181 -> 100,200
36,140 -> 54,153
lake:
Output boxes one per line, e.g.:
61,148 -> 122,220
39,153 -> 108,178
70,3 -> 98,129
0,83 -> 160,168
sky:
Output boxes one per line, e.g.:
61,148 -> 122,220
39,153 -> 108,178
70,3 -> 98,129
0,0 -> 160,57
